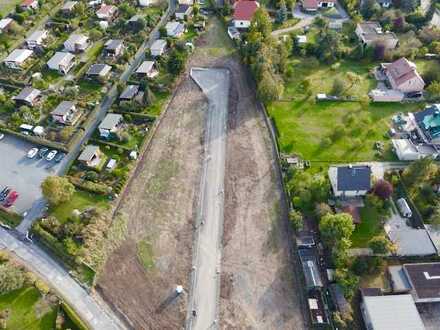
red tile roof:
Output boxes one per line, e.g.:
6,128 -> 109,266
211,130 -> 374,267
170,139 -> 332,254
233,1 -> 259,21
302,0 -> 318,9
22,0 -> 37,6
386,57 -> 421,87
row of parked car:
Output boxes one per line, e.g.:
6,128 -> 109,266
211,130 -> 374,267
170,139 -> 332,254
0,187 -> 19,208
27,147 -> 65,162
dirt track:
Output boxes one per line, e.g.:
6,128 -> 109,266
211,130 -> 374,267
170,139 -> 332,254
97,70 -> 206,328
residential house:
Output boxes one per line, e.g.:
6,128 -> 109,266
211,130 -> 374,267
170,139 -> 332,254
103,39 -> 124,58
26,30 -> 49,49
12,87 -> 41,107
150,39 -> 167,57
139,0 -> 151,6
136,60 -> 158,78
86,63 -> 111,80
233,0 -> 259,29
3,49 -> 33,70
328,165 -> 372,198
165,21 -> 185,38
20,0 -> 39,11
78,145 -> 103,168
389,263 -> 440,303
0,18 -> 13,33
119,85 -> 141,102
178,0 -> 193,4
96,4 -> 117,21
301,0 -> 334,11
175,4 -> 193,20
47,52 -> 75,74
64,34 -> 89,53
382,57 -> 425,93
51,101 -> 78,125
360,293 -> 425,330
98,113 -> 123,138
356,22 -> 398,50
61,1 -> 78,14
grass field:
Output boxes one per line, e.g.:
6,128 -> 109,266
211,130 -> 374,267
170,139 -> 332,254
351,205 -> 384,247
268,57 -> 423,162
50,190 -> 109,223
0,287 -> 57,330
0,0 -> 20,17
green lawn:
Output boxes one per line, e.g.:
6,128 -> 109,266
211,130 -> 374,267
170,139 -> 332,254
137,239 -> 154,270
351,205 -> 384,247
0,287 -> 57,330
50,190 -> 109,223
0,0 -> 21,16
268,57 -> 422,162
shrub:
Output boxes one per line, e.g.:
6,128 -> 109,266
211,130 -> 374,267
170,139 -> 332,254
0,263 -> 26,294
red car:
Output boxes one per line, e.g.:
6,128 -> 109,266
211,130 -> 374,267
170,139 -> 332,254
3,191 -> 18,208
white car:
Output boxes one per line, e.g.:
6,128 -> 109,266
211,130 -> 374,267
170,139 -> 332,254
46,150 -> 57,161
0,134 -> 4,140
27,148 -> 39,159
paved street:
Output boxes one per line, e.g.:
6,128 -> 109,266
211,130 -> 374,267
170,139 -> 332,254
188,68 -> 229,330
0,228 -> 126,330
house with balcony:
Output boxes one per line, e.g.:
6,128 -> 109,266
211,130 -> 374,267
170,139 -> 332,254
51,101 -> 79,125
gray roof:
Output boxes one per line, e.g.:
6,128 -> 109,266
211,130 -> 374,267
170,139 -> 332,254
329,284 -> 350,315
104,39 -> 123,50
298,249 -> 323,289
47,51 -> 75,67
150,39 -> 167,52
389,265 -> 412,292
4,49 -> 33,63
362,295 -> 425,330
119,85 -> 139,100
13,87 -> 41,102
136,60 -> 155,74
51,101 -> 75,116
26,30 -> 48,43
99,113 -> 123,130
357,21 -> 398,42
404,263 -> 440,302
337,166 -> 371,192
62,1 -> 77,10
87,63 -> 111,76
78,145 -> 100,162
176,4 -> 191,13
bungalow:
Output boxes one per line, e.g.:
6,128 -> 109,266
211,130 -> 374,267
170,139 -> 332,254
0,18 -> 13,33
26,30 -> 49,49
175,4 -> 193,20
233,0 -> 259,29
86,63 -> 112,79
356,22 -> 398,50
78,145 -> 103,168
119,85 -> 140,102
61,1 -> 78,14
301,0 -> 335,11
383,58 -> 425,93
51,101 -> 78,125
136,60 -> 158,78
96,4 -> 117,21
20,0 -> 39,11
47,52 -> 75,74
150,39 -> 167,57
328,165 -> 372,198
64,34 -> 89,53
3,49 -> 33,70
103,39 -> 124,58
12,87 -> 41,107
165,21 -> 185,38
98,113 -> 123,138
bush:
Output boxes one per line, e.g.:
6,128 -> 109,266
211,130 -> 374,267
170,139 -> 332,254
41,176 -> 75,206
68,177 -> 111,195
0,263 -> 26,294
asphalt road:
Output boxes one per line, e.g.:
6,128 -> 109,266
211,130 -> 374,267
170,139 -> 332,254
0,227 -> 126,330
188,68 -> 230,330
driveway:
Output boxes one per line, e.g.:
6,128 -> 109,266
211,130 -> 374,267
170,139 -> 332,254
187,68 -> 229,330
0,134 -> 67,216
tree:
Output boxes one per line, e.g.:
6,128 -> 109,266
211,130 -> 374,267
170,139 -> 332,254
335,268 -> 359,299
0,263 -> 25,294
257,69 -> 284,103
289,209 -> 303,230
276,0 -> 288,24
403,157 -> 438,187
427,81 -> 440,99
319,213 -> 354,247
315,202 -> 333,220
400,0 -> 418,12
429,204 -> 440,227
41,176 -> 75,206
361,0 -> 380,20
167,49 -> 185,75
368,235 -> 396,254
250,8 -> 272,40
372,179 -> 393,200
331,77 -> 345,96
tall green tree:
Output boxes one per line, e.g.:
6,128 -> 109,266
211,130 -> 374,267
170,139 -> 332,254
250,8 -> 272,40
319,213 -> 354,247
41,176 -> 75,206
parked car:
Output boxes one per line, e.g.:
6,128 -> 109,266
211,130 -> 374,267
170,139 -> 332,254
38,148 -> 49,158
46,150 -> 57,161
54,153 -> 65,163
0,187 -> 10,202
3,191 -> 18,208
27,147 -> 39,159
0,134 -> 4,140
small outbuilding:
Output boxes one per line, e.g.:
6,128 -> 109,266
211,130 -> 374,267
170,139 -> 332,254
86,63 -> 112,79
136,60 -> 158,78
26,30 -> 49,49
3,49 -> 33,70
47,52 -> 75,74
12,87 -> 41,107
98,113 -> 123,138
150,39 -> 167,57
64,34 -> 89,53
78,145 -> 103,168
103,39 -> 124,58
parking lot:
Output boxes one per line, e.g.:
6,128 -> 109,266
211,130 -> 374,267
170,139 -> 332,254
0,134 -> 66,216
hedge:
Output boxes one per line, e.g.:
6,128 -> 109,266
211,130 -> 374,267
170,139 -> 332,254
60,302 -> 89,330
0,207 -> 23,228
67,176 -> 112,195
0,127 -> 68,152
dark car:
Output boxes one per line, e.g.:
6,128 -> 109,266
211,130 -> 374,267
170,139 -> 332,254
38,147 -> 49,158
3,191 -> 18,208
0,187 -> 11,202
406,91 -> 423,98
54,152 -> 65,163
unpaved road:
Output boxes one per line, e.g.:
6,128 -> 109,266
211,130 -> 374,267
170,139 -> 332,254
97,69 -> 206,328
188,68 -> 229,329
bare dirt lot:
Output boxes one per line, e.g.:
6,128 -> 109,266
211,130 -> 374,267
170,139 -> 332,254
97,70 -> 206,328
189,19 -> 308,329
